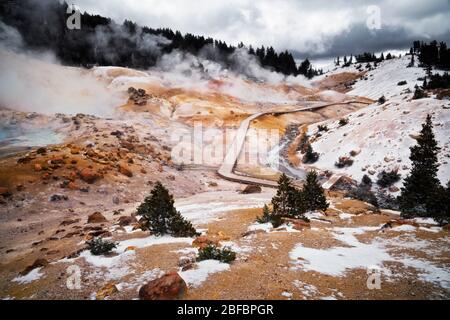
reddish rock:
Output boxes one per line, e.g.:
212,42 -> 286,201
192,236 -> 219,249
67,181 -> 79,190
68,171 -> 78,181
87,212 -> 107,224
240,185 -> 262,194
139,272 -> 187,300
34,163 -> 43,172
20,258 -> 49,276
118,163 -> 133,177
388,186 -> 400,192
117,215 -> 137,226
79,168 -> 101,184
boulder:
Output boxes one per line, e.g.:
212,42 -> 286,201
67,181 -> 79,190
117,215 -> 137,226
20,258 -> 49,276
118,163 -> 133,177
240,185 -> 262,194
388,186 -> 400,192
36,147 -> 47,155
192,236 -> 219,249
34,163 -> 43,172
139,272 -> 187,300
87,212 -> 107,224
79,168 -> 101,184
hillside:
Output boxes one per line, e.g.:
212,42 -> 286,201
299,56 -> 450,190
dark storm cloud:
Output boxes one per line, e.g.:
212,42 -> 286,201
294,23 -> 450,59
71,0 -> 450,58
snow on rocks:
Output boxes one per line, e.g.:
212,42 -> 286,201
391,224 -> 417,232
281,291 -> 293,299
12,267 -> 44,284
59,235 -> 194,281
179,260 -> 230,288
293,280 -> 320,298
245,221 -> 302,235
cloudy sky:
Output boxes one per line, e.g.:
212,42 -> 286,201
74,0 -> 450,58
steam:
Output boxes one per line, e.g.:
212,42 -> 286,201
90,22 -> 171,65
0,15 -> 313,117
0,50 -> 123,117
0,20 -> 23,51
0,20 -> 123,117
147,47 -> 312,103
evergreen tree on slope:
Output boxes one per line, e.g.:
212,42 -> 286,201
398,115 -> 442,219
272,174 -> 305,219
137,181 -> 198,237
302,170 -> 329,212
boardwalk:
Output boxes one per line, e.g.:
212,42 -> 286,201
217,101 -> 370,189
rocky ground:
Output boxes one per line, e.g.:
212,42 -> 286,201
0,54 -> 449,300
1,108 -> 448,300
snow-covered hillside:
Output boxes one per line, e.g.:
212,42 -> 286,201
304,57 -> 450,189
348,56 -> 426,100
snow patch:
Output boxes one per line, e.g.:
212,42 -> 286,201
12,268 -> 44,284
179,260 -> 230,288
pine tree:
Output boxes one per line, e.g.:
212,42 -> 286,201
398,115 -> 442,219
136,181 -> 198,237
301,170 -> 329,212
271,174 -> 305,219
256,204 -> 271,223
256,204 -> 283,227
303,143 -> 319,164
428,181 -> 449,225
412,85 -> 427,99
